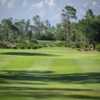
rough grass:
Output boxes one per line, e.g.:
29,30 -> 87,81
0,47 -> 100,100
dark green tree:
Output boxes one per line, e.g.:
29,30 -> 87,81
62,5 -> 77,46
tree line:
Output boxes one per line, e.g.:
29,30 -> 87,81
0,5 -> 100,50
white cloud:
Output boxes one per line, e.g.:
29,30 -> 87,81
0,0 -> 16,8
0,0 -> 7,6
52,13 -> 60,21
32,1 -> 44,9
51,9 -> 61,24
30,0 -> 56,11
7,0 -> 16,8
45,0 -> 55,6
22,0 -> 28,7
92,1 -> 97,6
83,2 -> 88,8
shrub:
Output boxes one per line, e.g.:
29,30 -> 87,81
0,41 -> 16,49
54,41 -> 65,47
96,44 -> 100,51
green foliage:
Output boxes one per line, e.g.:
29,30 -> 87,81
64,5 -> 77,18
96,44 -> 100,51
62,5 -> 77,46
38,41 -> 64,47
54,41 -> 65,47
0,7 -> 100,50
16,40 -> 42,49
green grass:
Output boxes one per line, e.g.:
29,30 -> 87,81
0,47 -> 100,100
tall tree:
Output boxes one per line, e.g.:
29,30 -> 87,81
25,19 -> 32,41
14,19 -> 26,41
33,15 -> 43,39
78,9 -> 99,49
1,18 -> 14,41
85,9 -> 94,19
62,5 -> 77,46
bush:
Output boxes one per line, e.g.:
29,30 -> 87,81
38,40 -> 65,47
16,41 -> 42,49
0,41 -> 16,49
54,41 -> 64,47
96,44 -> 100,51
30,39 -> 38,44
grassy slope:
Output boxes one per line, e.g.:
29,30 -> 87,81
0,47 -> 100,100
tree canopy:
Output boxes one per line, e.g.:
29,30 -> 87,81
0,5 -> 100,50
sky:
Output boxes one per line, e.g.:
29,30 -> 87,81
0,0 -> 100,25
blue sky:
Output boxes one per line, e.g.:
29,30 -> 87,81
0,0 -> 100,25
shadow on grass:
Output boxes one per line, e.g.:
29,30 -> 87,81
0,90 -> 100,100
0,70 -> 100,99
0,52 -> 58,56
0,70 -> 100,84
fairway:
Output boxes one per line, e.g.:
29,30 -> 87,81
0,47 -> 100,100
